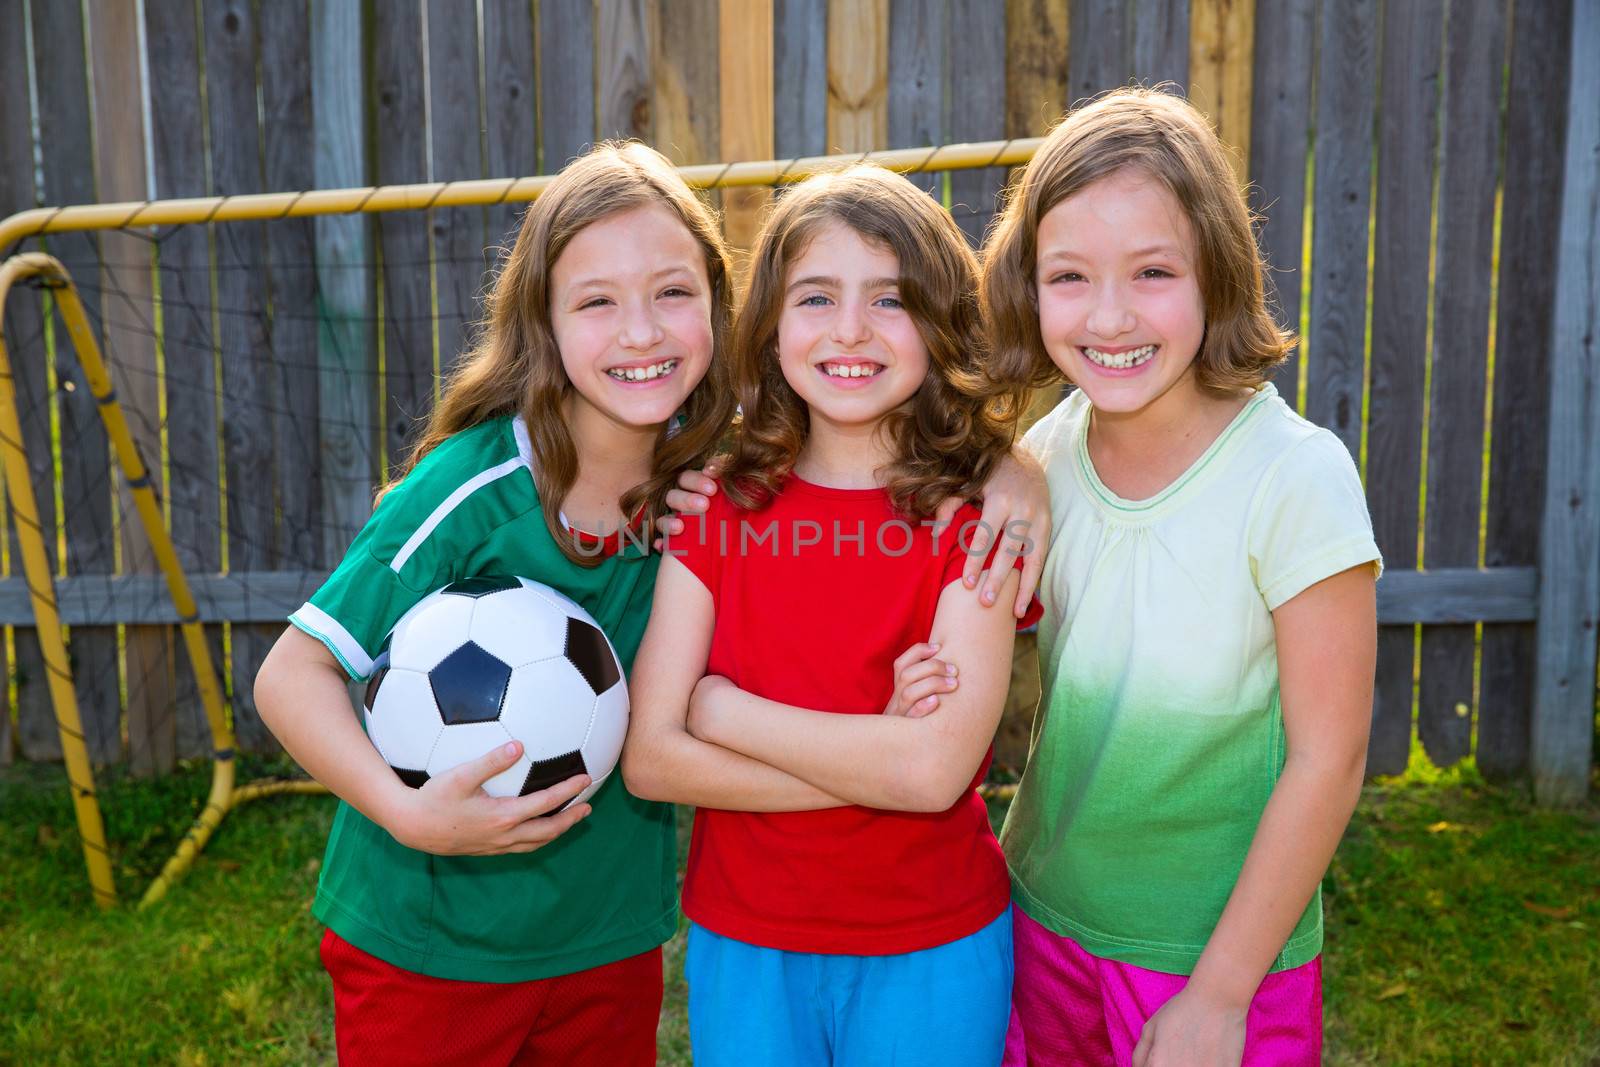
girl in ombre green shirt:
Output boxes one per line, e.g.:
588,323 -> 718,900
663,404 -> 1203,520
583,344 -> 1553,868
982,89 -> 1381,1067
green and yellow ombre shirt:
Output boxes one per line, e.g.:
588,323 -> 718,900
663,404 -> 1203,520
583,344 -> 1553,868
1002,384 -> 1381,975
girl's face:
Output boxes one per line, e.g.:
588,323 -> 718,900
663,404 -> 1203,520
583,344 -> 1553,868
1034,169 -> 1206,418
550,203 -> 714,433
776,221 -> 929,434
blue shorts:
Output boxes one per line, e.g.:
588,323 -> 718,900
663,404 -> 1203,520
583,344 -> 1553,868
686,906 -> 1013,1067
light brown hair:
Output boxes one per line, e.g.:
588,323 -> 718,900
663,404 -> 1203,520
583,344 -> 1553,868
386,141 -> 736,565
718,164 -> 1023,519
982,87 -> 1294,394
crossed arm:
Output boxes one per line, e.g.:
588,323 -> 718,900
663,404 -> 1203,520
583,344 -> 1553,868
621,553 -> 1022,814
621,554 -> 851,811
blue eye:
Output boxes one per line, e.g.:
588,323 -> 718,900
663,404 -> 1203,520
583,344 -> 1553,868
1050,272 -> 1084,284
874,295 -> 904,309
798,294 -> 832,306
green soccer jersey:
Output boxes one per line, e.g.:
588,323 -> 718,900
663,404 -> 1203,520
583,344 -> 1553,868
288,415 -> 675,982
1003,384 -> 1382,975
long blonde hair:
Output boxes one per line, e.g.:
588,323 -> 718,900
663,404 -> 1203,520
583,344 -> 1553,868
718,165 -> 1023,519
387,142 -> 736,564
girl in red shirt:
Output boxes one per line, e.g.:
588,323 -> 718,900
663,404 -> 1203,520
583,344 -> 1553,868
624,164 -> 1039,1067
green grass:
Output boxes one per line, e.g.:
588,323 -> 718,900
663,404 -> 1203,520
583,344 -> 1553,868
2,757 -> 1597,1066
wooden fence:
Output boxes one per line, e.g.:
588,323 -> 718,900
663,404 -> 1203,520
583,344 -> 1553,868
0,0 -> 1595,802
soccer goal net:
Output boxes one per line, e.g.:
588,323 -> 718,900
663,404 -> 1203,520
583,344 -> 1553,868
0,139 -> 1041,908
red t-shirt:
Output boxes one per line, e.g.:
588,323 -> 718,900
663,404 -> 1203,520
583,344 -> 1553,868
669,475 -> 1040,955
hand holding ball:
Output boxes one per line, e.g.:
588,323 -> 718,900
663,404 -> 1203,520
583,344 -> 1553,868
363,576 -> 629,811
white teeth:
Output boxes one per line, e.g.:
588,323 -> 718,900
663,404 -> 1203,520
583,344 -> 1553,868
1082,344 -> 1156,369
823,363 -> 880,378
608,358 -> 679,382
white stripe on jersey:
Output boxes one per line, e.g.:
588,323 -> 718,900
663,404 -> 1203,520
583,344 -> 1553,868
512,414 -> 535,471
289,601 -> 377,679
389,456 -> 525,575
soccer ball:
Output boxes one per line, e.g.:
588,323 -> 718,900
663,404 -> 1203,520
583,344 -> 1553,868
363,575 -> 628,808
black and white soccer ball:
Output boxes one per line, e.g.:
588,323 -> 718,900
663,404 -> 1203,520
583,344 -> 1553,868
363,576 -> 628,806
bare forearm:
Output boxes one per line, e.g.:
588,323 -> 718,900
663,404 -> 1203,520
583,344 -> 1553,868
1189,755 -> 1364,1005
697,688 -> 969,812
255,636 -> 410,829
623,724 -> 848,811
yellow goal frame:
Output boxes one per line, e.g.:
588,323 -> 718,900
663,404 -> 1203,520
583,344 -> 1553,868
0,137 -> 1040,909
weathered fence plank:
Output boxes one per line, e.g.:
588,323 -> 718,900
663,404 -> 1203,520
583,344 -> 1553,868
1005,0 -> 1068,141
1248,0 -> 1313,408
0,564 -> 1526,628
1419,0 -> 1507,768
774,0 -> 828,160
1189,0 -> 1253,177
426,0 -> 486,380
1131,0 -> 1188,89
0,0 -> 36,766
599,0 -> 652,143
888,0 -> 946,196
720,0 -> 773,262
828,0 -> 888,153
147,0 -> 224,761
373,1 -> 433,473
260,0 -> 321,748
1069,0 -> 1129,102
28,0 -> 106,765
1364,0 -> 1443,776
1005,0 -> 1069,431
539,0 -> 597,169
948,1 -> 1007,246
655,0 -> 719,168
1306,0 -> 1375,456
312,0 -> 376,570
1533,0 -> 1600,807
482,0 -> 537,258
1480,0 -> 1573,783
92,0 -> 168,773
205,0 -> 279,755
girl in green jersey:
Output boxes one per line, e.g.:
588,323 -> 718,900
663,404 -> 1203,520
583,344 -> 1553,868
256,142 -> 734,1066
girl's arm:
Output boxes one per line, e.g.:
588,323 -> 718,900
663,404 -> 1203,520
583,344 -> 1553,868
1132,564 -> 1377,1067
255,627 -> 593,855
688,567 -> 1023,813
934,445 -> 1051,618
658,448 -> 1050,619
619,554 -> 851,811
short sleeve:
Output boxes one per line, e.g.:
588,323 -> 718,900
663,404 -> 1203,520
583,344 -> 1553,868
289,494 -> 443,681
1019,394 -> 1070,464
938,505 -> 1045,629
663,488 -> 733,602
1248,430 -> 1383,611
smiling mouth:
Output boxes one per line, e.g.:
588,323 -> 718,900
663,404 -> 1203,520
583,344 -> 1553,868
820,362 -> 883,378
1081,345 -> 1157,370
606,358 -> 681,382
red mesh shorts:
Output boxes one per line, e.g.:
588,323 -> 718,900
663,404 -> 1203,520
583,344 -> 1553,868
320,928 -> 663,1066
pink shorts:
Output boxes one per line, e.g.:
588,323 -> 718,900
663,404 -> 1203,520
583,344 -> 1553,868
1004,906 -> 1322,1066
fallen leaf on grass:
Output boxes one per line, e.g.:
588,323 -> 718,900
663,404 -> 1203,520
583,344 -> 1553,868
36,824 -> 55,846
1376,983 -> 1409,1001
213,859 -> 241,873
1522,901 -> 1575,919
1503,1020 -> 1532,1032
1426,821 -> 1468,834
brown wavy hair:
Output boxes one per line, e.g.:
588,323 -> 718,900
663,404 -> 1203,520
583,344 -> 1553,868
384,141 -> 736,565
717,165 -> 1024,519
982,87 -> 1294,395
